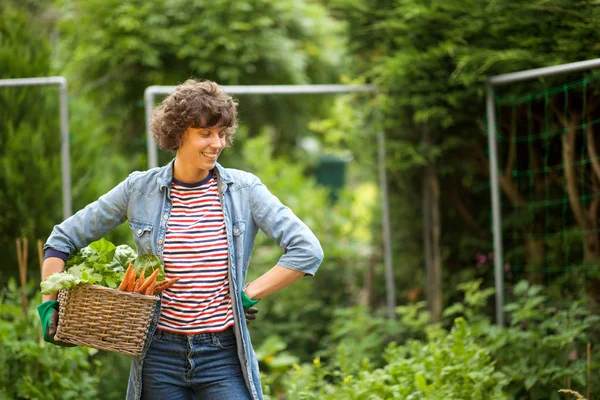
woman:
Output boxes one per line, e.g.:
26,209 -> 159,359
38,79 -> 324,400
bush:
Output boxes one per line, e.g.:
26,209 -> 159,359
263,280 -> 600,400
0,279 -> 101,399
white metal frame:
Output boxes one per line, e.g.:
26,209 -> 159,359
144,84 -> 376,168
0,77 -> 72,219
486,58 -> 600,326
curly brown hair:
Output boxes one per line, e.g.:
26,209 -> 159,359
151,79 -> 238,153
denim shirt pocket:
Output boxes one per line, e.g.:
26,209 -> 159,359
129,220 -> 154,254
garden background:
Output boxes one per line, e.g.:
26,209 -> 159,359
1,0 -> 599,399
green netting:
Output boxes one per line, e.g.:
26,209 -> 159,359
494,74 -> 600,275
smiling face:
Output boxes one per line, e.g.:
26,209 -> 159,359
173,126 -> 227,183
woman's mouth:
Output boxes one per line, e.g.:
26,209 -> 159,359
202,152 -> 218,161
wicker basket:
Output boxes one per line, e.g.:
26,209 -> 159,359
55,284 -> 159,356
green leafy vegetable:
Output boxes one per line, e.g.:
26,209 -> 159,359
40,272 -> 81,294
88,238 -> 116,263
133,254 -> 165,281
114,244 -> 138,266
40,239 -> 162,294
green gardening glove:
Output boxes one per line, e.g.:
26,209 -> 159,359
37,300 -> 75,347
241,290 -> 259,324
241,290 -> 259,309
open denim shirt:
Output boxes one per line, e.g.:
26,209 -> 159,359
44,160 -> 324,400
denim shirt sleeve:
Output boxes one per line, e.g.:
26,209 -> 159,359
249,176 -> 324,276
44,174 -> 132,255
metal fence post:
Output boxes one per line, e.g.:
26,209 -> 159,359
486,82 -> 504,326
0,77 -> 72,219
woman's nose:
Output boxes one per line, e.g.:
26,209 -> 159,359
211,134 -> 224,148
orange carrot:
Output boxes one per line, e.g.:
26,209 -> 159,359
162,277 -> 181,290
133,267 -> 146,292
137,269 -> 159,294
145,281 -> 157,296
117,264 -> 133,291
153,277 -> 174,292
153,277 -> 181,294
151,280 -> 169,294
125,264 -> 138,292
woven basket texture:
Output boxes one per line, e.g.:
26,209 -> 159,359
55,284 -> 158,356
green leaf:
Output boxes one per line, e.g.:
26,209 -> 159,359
88,238 -> 116,263
414,374 -> 429,392
524,376 -> 537,390
113,244 -> 138,267
40,273 -> 80,295
133,254 -> 164,280
105,277 -> 116,288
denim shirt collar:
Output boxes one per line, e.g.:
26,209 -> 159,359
215,163 -> 234,185
155,159 -> 233,194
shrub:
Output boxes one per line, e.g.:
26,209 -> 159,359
0,279 -> 101,399
264,280 -> 599,400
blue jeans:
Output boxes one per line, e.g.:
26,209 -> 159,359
141,327 -> 251,400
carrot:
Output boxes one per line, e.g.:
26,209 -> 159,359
133,267 -> 146,292
137,269 -> 160,294
125,264 -> 138,292
153,277 -> 180,294
145,281 -> 157,296
154,277 -> 175,291
151,280 -> 169,294
118,264 -> 133,291
117,268 -> 128,291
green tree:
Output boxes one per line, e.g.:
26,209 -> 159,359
55,0 -> 347,163
0,1 -> 135,286
328,0 -> 600,310
0,3 -> 63,285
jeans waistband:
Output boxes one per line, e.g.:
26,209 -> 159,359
155,326 -> 234,341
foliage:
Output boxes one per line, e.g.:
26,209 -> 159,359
255,335 -> 301,397
5,1 -> 600,399
0,279 -> 101,399
262,280 -> 599,399
0,1 -> 135,287
270,307 -> 509,399
486,281 -> 600,399
92,352 -> 131,400
328,0 -> 600,305
54,0 -> 347,159
0,3 -> 63,286
360,317 -> 508,400
315,301 -> 441,374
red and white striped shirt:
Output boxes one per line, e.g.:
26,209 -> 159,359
157,171 -> 234,334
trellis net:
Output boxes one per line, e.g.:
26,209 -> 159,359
495,74 -> 600,285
